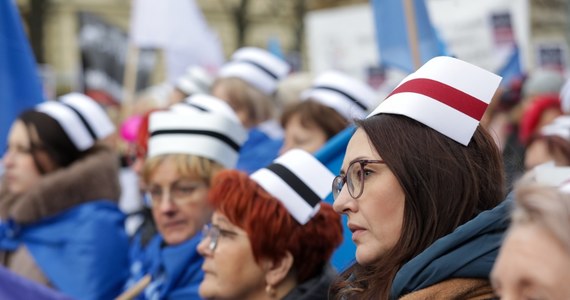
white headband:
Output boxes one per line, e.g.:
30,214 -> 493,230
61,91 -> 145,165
301,71 -> 378,120
148,111 -> 247,169
250,149 -> 334,225
36,93 -> 115,151
218,47 -> 290,95
368,56 -> 502,146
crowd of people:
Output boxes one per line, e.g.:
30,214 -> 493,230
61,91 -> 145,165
1,46 -> 570,300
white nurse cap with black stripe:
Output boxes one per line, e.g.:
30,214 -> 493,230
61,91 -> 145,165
301,71 -> 378,120
170,94 -> 241,124
218,47 -> 290,95
35,93 -> 115,151
250,149 -> 334,225
148,110 -> 247,169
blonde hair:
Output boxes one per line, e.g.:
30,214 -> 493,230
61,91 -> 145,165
513,176 -> 570,252
212,77 -> 275,126
143,154 -> 225,185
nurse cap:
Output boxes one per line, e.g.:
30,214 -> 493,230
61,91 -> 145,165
368,56 -> 502,146
250,149 -> 334,225
36,93 -> 115,151
148,110 -> 247,168
218,47 -> 290,95
301,70 -> 378,120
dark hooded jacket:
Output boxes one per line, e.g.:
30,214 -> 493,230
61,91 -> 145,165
283,264 -> 337,300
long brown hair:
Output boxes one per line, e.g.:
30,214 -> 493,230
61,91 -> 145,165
330,114 -> 505,299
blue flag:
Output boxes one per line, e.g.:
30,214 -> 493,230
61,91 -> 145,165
315,126 -> 357,271
498,46 -> 522,87
371,0 -> 446,73
0,0 -> 44,151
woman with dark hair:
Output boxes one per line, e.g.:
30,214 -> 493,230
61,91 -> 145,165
0,93 -> 129,299
331,57 -> 510,299
197,149 -> 343,300
279,71 -> 378,155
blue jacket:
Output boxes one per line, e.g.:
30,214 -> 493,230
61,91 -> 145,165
237,126 -> 283,174
126,232 -> 204,300
0,200 -> 130,300
390,194 -> 512,299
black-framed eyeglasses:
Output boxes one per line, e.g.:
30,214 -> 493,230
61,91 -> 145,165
201,224 -> 238,253
332,159 -> 385,200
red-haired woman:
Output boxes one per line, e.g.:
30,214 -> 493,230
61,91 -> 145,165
197,149 -> 343,300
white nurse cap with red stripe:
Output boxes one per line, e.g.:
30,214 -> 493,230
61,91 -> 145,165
368,56 -> 502,146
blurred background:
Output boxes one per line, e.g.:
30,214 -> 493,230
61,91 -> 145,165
11,0 -> 570,106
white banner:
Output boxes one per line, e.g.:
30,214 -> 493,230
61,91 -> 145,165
130,0 -> 225,81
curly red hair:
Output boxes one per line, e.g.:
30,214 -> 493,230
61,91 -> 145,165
209,169 -> 343,282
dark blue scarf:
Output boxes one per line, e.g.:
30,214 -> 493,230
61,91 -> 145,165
390,193 -> 512,299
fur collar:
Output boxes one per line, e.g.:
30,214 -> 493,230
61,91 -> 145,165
0,144 -> 121,224
399,278 -> 495,300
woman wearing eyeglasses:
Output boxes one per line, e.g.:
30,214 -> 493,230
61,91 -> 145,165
330,57 -> 510,299
121,107 -> 247,300
197,149 -> 343,300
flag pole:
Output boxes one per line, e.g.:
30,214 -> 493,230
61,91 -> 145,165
121,42 -> 139,121
403,0 -> 421,70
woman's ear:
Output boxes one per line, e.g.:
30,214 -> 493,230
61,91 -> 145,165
264,251 -> 294,287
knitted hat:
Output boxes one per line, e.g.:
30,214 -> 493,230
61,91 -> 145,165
519,95 -> 561,144
522,68 -> 564,99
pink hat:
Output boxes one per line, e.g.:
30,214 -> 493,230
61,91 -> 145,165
120,115 -> 143,143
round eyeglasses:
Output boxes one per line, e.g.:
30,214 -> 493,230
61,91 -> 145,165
332,159 -> 385,200
201,224 -> 238,253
